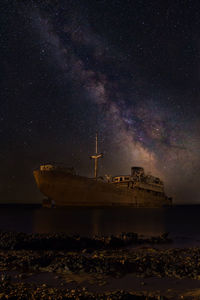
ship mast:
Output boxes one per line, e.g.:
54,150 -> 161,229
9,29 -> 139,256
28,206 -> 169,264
90,133 -> 103,179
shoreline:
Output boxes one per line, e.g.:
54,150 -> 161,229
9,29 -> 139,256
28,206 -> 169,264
0,231 -> 200,299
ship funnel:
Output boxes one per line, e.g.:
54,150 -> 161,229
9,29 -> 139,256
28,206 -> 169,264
131,167 -> 144,177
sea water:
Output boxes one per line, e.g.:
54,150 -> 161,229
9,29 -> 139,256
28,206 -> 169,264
0,205 -> 200,247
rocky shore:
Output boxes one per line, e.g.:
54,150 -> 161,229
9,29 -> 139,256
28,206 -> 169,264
0,282 -> 166,299
0,231 -> 171,251
0,231 -> 199,299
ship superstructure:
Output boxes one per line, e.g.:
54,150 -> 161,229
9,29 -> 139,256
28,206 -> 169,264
112,167 -> 165,196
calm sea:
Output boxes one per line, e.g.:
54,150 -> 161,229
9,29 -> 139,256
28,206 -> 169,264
0,205 -> 200,247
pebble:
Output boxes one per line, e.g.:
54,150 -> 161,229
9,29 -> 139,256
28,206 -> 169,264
0,230 -> 197,300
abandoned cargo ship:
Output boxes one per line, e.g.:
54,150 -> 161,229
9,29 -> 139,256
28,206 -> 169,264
33,134 -> 172,207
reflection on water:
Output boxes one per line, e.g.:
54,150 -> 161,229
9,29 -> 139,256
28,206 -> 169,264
33,207 -> 165,237
0,206 -> 165,236
1,205 -> 200,246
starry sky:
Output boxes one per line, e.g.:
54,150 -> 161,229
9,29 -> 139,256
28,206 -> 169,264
1,0 -> 200,204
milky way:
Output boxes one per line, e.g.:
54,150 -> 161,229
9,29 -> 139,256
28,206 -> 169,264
1,1 -> 200,203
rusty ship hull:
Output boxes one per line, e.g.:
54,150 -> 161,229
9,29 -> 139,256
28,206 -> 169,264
33,169 -> 172,207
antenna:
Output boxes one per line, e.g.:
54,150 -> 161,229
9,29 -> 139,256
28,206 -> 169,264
90,132 -> 103,179
96,132 -> 98,154
149,152 -> 152,174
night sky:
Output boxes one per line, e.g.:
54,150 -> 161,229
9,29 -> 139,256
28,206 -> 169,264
1,0 -> 200,204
